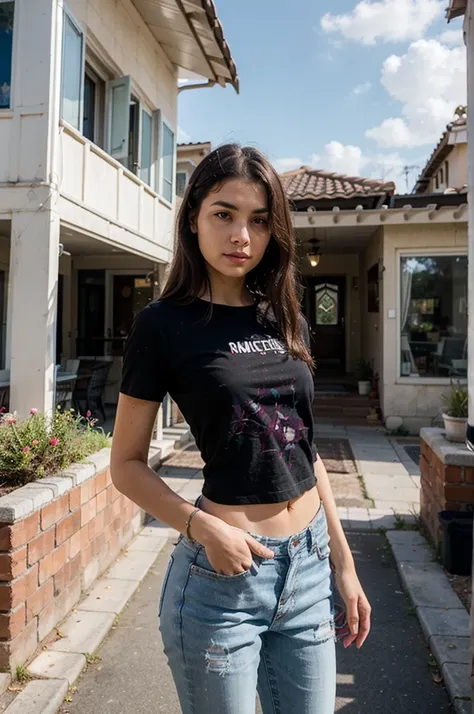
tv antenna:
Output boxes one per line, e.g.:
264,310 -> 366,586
402,165 -> 420,193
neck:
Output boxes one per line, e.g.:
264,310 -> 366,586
201,273 -> 254,307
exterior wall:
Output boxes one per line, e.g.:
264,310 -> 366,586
382,222 -> 468,432
0,450 -> 146,673
361,229 -> 383,382
428,142 -> 467,193
300,253 -> 361,372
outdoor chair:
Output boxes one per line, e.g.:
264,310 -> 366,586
436,337 -> 467,375
73,361 -> 111,422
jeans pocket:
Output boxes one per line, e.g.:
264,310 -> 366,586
158,555 -> 174,617
190,563 -> 252,582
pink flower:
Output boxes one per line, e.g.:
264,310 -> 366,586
29,408 -> 38,415
7,417 -> 16,425
49,438 -> 59,447
86,410 -> 92,418
32,440 -> 39,446
0,407 -> 5,413
23,446 -> 30,453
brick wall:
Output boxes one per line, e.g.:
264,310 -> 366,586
420,428 -> 474,546
0,451 -> 144,673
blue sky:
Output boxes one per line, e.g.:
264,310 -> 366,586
178,0 -> 466,192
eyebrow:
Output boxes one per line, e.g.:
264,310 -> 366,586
210,200 -> 268,214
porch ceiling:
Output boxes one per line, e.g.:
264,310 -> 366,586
131,0 -> 239,92
296,225 -> 378,255
60,227 -> 141,257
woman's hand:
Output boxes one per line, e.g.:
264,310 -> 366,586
334,565 -> 371,649
191,513 -> 274,576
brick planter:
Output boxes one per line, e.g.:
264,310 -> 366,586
420,428 -> 474,546
0,447 -> 161,673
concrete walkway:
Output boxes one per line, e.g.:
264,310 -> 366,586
0,426 -> 457,714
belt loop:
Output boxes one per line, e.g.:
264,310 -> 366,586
306,527 -> 313,552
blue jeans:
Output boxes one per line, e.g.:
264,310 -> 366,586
159,504 -> 336,713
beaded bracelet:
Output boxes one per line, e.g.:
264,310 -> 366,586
185,508 -> 201,543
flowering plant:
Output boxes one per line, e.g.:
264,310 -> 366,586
0,408 -> 111,486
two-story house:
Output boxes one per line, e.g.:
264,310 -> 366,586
0,0 -> 238,421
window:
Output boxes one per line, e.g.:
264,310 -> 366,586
176,171 -> 187,197
140,109 -> 152,185
108,75 -> 131,161
445,160 -> 449,188
439,168 -> 444,185
315,283 -> 339,325
435,173 -> 439,189
83,73 -> 96,141
0,1 -> 15,109
61,9 -> 85,130
400,255 -> 468,378
161,122 -> 175,203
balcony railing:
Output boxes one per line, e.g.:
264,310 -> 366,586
59,121 -> 173,247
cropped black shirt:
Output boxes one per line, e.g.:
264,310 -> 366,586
120,299 -> 317,505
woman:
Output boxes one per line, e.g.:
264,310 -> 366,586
111,144 -> 371,714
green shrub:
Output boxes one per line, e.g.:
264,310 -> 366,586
442,380 -> 468,419
0,408 -> 111,487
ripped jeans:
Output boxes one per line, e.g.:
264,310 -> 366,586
159,504 -> 336,714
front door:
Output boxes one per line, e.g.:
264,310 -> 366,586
305,276 -> 346,371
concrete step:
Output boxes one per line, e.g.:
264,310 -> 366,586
163,424 -> 192,449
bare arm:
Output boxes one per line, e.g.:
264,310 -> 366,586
110,393 -> 274,573
314,455 -> 354,571
315,455 -> 371,648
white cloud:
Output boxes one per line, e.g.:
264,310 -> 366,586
273,157 -> 304,172
275,144 -> 406,185
436,28 -> 464,46
177,126 -> 191,144
352,82 -> 372,96
366,39 -> 467,148
321,0 -> 444,45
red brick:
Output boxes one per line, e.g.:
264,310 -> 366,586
80,497 -> 97,528
0,604 -> 25,639
96,470 -> 108,493
112,498 -> 123,520
0,513 -> 39,552
56,511 -> 81,546
80,542 -> 93,569
93,532 -> 106,557
96,489 -> 107,514
38,544 -> 68,585
28,529 -> 54,567
465,468 -> 474,484
40,495 -> 68,531
106,485 -> 114,506
445,466 -> 463,484
69,487 -> 81,512
0,547 -> 27,582
68,530 -> 81,560
88,511 -> 105,542
112,516 -> 122,533
445,484 -> 474,504
0,616 -> 37,673
103,524 -> 112,545
38,578 -> 81,643
26,579 -> 54,623
54,555 -> 81,597
105,468 -> 113,487
103,505 -> 113,527
0,564 -> 38,611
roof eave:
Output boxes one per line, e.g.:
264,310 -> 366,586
447,0 -> 467,21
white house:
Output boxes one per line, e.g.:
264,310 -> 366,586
0,0 -> 238,421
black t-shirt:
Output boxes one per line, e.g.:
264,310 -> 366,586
120,299 -> 317,505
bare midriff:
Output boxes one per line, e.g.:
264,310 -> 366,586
199,486 -> 321,538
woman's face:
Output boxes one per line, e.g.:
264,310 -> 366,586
193,178 -> 271,281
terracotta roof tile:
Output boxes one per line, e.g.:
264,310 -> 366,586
280,166 -> 395,201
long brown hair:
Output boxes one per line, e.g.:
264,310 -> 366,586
161,143 -> 313,368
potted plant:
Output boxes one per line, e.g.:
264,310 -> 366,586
442,381 -> 468,443
355,359 -> 373,396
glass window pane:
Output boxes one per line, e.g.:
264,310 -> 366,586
161,123 -> 174,203
176,171 -> 187,197
0,2 -> 14,109
400,255 -> 468,378
61,13 -> 83,129
140,110 -> 152,185
83,74 -> 95,141
316,283 -> 338,325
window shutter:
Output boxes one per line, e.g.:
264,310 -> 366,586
107,76 -> 131,161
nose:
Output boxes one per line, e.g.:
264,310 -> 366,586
230,221 -> 250,245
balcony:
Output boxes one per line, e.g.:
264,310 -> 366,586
58,121 -> 174,262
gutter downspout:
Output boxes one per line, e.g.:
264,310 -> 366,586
178,80 -> 216,94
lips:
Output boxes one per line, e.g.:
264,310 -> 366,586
224,253 -> 250,263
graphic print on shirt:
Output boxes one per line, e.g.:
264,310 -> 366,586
228,335 -> 286,356
229,383 -> 308,469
